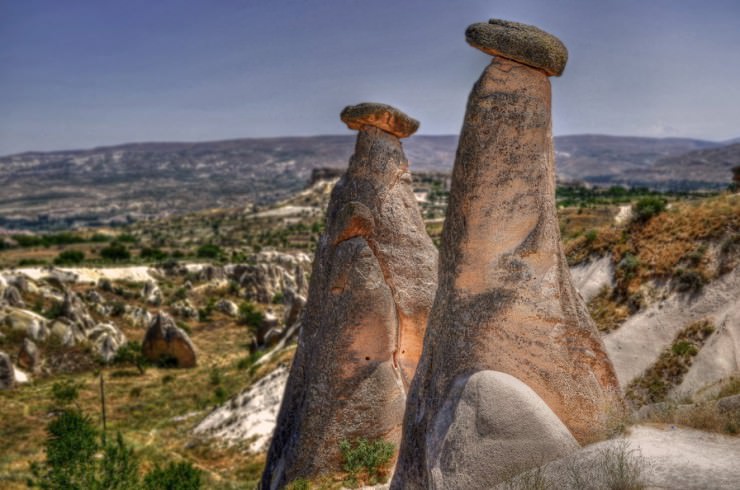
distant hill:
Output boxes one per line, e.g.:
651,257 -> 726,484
0,134 -> 735,229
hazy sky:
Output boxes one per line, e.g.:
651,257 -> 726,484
1,0 -> 739,155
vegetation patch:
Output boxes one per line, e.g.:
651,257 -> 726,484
586,287 -> 630,333
626,320 -> 715,406
339,437 -> 395,488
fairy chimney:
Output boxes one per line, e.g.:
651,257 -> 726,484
392,19 -> 622,489
261,103 -> 438,489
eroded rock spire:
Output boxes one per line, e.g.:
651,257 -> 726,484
392,19 -> 621,489
261,103 -> 437,489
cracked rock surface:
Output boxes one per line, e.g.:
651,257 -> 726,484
261,117 -> 438,488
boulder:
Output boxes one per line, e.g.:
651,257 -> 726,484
2,307 -> 48,341
88,323 -> 127,363
17,338 -> 39,372
216,299 -> 239,317
428,371 -> 579,489
0,351 -> 14,390
392,21 -> 619,489
172,300 -> 197,319
61,291 -> 95,332
238,253 -> 311,305
340,102 -> 420,138
123,306 -> 153,328
262,104 -> 437,488
3,285 -> 24,307
141,281 -> 162,305
465,18 -> 568,76
142,313 -> 197,368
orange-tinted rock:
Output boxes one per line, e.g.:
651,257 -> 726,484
340,102 -> 420,138
392,30 -> 620,489
142,313 -> 197,368
261,106 -> 437,489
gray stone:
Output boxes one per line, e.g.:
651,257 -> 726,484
0,351 -> 14,390
428,371 -> 579,489
340,102 -> 419,138
465,19 -> 568,76
717,394 -> 740,414
17,338 -> 39,372
3,286 -> 24,307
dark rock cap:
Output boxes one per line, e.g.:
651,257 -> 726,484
340,102 -> 419,138
465,19 -> 568,76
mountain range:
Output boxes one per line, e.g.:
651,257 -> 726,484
0,134 -> 737,230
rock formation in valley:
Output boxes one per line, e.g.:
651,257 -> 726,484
142,312 -> 197,368
260,103 -> 438,489
392,19 -> 621,489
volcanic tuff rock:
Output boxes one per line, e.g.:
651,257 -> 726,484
392,21 -> 620,489
465,19 -> 568,76
17,338 -> 39,372
0,351 -> 14,390
261,105 -> 437,488
340,102 -> 420,139
428,371 -> 580,489
142,313 -> 197,368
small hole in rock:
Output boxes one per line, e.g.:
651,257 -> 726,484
365,356 -> 370,361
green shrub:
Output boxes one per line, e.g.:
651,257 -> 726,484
113,341 -> 146,373
140,247 -> 167,261
54,249 -> 85,265
339,437 -> 395,487
101,243 -> 131,261
673,268 -> 706,293
196,244 -> 222,259
142,462 -> 202,490
51,380 -> 80,407
632,196 -> 667,222
239,301 -> 264,329
30,409 -> 100,488
286,479 -> 311,490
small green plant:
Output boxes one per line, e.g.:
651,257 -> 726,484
51,379 -> 80,407
672,268 -> 706,293
196,243 -> 222,259
113,341 -> 147,374
140,247 -> 167,261
101,243 -> 131,261
142,462 -> 202,490
285,478 -> 311,490
239,301 -> 264,329
632,196 -> 667,223
584,229 -> 598,244
271,291 -> 285,304
339,437 -> 395,487
54,249 -> 85,265
209,368 -> 222,386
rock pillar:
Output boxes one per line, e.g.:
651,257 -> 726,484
392,19 -> 622,489
261,103 -> 438,489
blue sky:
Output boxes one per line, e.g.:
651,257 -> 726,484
1,0 -> 739,154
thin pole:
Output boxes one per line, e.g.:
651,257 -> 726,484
99,373 -> 107,445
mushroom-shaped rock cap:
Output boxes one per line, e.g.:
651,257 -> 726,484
466,19 -> 568,76
340,102 -> 419,138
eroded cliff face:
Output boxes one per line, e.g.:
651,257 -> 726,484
261,113 -> 438,489
392,26 -> 621,488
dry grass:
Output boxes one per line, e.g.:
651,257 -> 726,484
587,287 -> 630,333
0,315 -> 271,489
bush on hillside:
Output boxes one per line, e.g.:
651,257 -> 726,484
54,249 -> 85,265
632,196 -> 667,222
